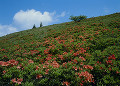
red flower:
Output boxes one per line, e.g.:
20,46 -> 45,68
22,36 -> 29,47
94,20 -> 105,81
63,52 -> 68,55
11,78 -> 23,84
96,61 -> 99,64
8,59 -> 18,66
17,78 -> 23,85
106,60 -> 112,64
79,48 -> 86,54
58,55 -> 64,60
80,62 -> 83,65
109,67 -> 112,71
108,54 -> 116,60
0,61 -> 9,66
28,59 -> 34,64
80,83 -> 83,86
70,50 -> 73,53
62,62 -> 67,68
62,81 -> 70,86
36,74 -> 42,79
46,57 -> 52,61
73,52 -> 79,56
51,61 -> 60,68
44,48 -> 50,55
74,67 -> 78,71
45,69 -> 49,74
38,55 -> 41,57
31,50 -> 39,55
79,56 -> 86,61
0,61 -> 3,65
116,71 -> 120,74
17,65 -> 21,69
73,59 -> 78,63
83,65 -> 93,70
35,66 -> 39,71
79,71 -> 94,82
111,54 -> 116,60
3,70 -> 6,74
11,78 -> 17,83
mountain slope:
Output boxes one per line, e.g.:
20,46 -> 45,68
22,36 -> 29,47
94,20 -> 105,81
0,13 -> 120,86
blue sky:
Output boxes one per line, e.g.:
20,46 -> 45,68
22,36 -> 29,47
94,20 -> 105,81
0,0 -> 120,37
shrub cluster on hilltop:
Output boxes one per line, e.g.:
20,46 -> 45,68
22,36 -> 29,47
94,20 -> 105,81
69,15 -> 87,22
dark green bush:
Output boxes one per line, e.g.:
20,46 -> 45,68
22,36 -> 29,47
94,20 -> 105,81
32,24 -> 36,29
69,15 -> 87,22
40,22 -> 43,27
108,20 -> 120,28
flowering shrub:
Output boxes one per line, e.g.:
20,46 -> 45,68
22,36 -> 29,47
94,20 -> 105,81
0,13 -> 120,86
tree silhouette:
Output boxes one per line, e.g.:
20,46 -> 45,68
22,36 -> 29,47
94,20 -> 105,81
32,24 -> 36,29
40,22 -> 43,27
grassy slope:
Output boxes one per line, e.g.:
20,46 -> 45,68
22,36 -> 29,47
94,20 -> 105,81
0,13 -> 120,86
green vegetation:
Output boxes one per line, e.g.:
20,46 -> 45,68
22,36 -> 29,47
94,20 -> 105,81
0,13 -> 120,86
40,22 -> 43,27
69,15 -> 87,22
32,24 -> 36,29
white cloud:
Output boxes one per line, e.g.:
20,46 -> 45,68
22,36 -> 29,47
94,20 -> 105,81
13,9 -> 54,29
56,11 -> 66,18
0,24 -> 17,36
0,9 -> 66,37
60,11 -> 66,17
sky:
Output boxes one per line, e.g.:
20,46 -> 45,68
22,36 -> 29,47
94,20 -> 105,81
0,0 -> 120,37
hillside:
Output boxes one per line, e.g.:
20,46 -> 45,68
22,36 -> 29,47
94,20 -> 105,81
0,13 -> 120,86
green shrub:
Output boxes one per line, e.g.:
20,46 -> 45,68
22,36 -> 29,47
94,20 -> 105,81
69,15 -> 87,22
32,24 -> 36,29
108,20 -> 120,28
40,22 -> 43,27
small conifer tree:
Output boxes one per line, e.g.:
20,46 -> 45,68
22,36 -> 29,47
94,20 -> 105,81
32,24 -> 36,29
40,22 -> 43,27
